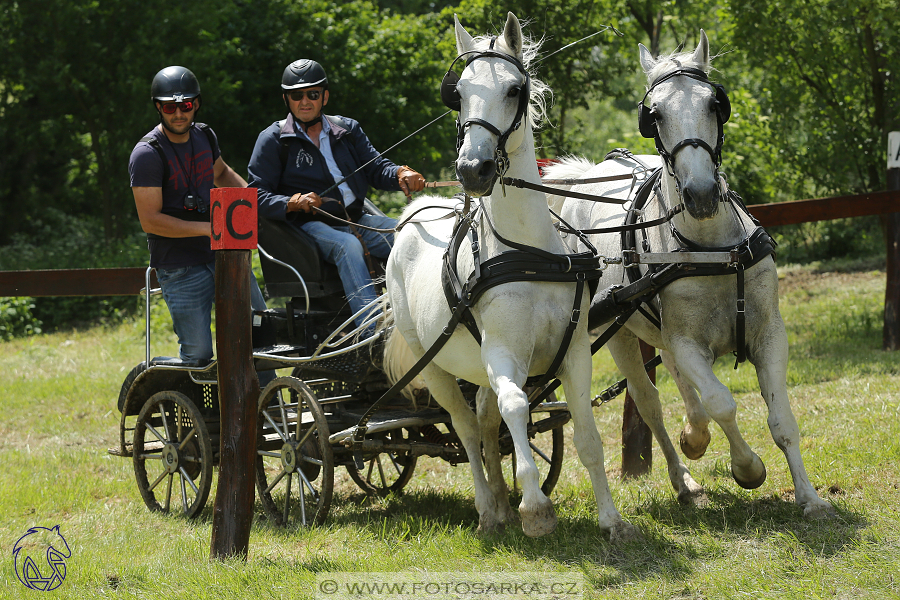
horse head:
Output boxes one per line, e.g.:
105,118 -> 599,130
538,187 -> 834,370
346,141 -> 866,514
447,12 -> 536,197
639,30 -> 729,221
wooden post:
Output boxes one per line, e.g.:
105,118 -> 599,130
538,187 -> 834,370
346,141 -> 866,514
209,188 -> 260,560
622,339 -> 654,477
884,132 -> 900,351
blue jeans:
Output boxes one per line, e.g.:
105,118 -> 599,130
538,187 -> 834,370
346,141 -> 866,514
156,260 -> 275,386
300,212 -> 396,328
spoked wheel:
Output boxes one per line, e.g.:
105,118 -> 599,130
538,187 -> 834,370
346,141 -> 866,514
346,428 -> 418,496
132,390 -> 213,518
500,420 -> 565,496
498,388 -> 567,497
256,376 -> 333,527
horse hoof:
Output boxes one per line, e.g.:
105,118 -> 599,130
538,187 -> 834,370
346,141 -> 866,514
677,488 -> 708,507
609,521 -> 642,544
679,429 -> 710,460
732,463 -> 767,490
520,503 -> 557,538
476,517 -> 506,536
803,500 -> 836,520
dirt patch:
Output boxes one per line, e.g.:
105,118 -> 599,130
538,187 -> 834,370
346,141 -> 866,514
777,267 -> 884,296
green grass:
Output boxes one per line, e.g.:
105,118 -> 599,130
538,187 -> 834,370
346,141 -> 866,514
1,263 -> 899,599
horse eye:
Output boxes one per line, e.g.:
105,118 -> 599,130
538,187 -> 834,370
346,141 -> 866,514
508,86 -> 521,99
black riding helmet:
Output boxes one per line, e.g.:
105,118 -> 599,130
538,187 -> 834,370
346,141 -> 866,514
151,66 -> 201,102
281,59 -> 328,90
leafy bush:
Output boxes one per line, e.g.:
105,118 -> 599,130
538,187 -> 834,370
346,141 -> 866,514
0,297 -> 42,340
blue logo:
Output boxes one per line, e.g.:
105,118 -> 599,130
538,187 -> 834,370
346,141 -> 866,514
12,525 -> 70,591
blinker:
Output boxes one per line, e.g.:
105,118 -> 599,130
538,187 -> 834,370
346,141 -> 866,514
441,69 -> 461,112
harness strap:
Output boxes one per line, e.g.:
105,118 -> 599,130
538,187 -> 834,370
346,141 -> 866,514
558,205 -> 683,236
502,177 -> 628,204
735,264 -> 746,368
349,297 -> 473,461
526,304 -> 638,411
528,275 -> 586,392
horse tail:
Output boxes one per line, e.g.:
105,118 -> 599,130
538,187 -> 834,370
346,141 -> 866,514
542,155 -> 596,213
372,296 -> 430,406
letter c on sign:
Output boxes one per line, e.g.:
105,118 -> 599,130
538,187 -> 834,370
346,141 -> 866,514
210,200 -> 222,241
226,199 -> 253,240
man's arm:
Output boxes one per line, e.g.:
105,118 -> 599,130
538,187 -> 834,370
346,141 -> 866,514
213,156 -> 248,188
248,128 -> 295,221
133,187 -> 210,238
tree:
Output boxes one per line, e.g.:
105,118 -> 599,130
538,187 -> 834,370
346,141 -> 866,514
729,0 -> 899,196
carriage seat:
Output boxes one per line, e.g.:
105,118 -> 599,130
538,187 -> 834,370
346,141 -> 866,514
257,217 -> 344,299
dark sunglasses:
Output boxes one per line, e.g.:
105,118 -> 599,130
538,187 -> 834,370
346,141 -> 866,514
159,100 -> 196,114
287,89 -> 321,101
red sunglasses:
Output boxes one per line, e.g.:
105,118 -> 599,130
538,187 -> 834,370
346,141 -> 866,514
159,100 -> 196,114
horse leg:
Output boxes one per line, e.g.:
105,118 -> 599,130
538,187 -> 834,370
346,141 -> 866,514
667,337 -> 767,489
752,316 -> 834,518
607,331 -> 704,503
660,349 -> 712,459
476,386 -> 517,525
558,340 -> 640,542
416,362 -> 506,533
485,352 -> 556,537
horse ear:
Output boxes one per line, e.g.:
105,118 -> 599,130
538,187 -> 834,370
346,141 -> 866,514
454,14 -> 474,55
639,43 -> 655,75
692,30 -> 710,71
502,12 -> 524,60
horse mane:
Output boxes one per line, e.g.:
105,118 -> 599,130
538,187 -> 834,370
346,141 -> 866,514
468,32 -> 550,131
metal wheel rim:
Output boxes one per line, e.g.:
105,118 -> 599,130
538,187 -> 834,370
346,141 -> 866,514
133,390 -> 213,518
346,428 -> 418,496
256,376 -> 334,527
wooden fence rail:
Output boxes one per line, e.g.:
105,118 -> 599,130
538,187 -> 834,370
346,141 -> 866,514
0,267 -> 156,297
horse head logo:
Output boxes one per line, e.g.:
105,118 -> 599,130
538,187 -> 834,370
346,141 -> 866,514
295,150 -> 314,168
12,525 -> 71,591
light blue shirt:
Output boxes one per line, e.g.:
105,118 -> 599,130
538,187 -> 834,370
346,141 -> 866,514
295,117 -> 357,207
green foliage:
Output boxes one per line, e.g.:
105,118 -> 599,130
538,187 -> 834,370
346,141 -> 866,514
1,0 -> 895,266
729,0 -> 899,196
0,297 -> 42,340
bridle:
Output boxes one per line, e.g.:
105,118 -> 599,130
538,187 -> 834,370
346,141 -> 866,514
441,37 -> 532,190
638,66 -> 731,184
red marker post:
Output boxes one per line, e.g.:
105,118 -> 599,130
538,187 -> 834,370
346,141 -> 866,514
209,188 -> 259,560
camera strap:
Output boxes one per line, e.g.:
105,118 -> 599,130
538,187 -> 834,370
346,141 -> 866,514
140,123 -> 217,203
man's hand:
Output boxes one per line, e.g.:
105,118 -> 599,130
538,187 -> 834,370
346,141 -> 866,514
287,192 -> 323,213
397,165 -> 425,198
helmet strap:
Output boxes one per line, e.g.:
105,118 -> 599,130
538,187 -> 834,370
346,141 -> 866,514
300,115 -> 322,130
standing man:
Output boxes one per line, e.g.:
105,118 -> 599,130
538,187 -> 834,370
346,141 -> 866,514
129,66 -> 273,384
247,59 -> 425,330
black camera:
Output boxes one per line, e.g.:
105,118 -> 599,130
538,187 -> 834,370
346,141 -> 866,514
184,194 -> 198,210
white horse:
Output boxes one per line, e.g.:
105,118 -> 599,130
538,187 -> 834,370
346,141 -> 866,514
383,12 -> 638,540
546,31 -> 834,518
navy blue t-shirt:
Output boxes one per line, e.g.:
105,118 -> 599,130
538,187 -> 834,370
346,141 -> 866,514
128,123 -> 221,269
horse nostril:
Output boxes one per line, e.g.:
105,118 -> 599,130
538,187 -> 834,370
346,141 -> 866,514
478,160 -> 496,179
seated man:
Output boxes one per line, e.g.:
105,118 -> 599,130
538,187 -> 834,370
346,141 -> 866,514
247,59 -> 425,330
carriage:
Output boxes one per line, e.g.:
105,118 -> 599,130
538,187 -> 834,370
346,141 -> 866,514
109,200 -> 569,527
111,13 -> 832,539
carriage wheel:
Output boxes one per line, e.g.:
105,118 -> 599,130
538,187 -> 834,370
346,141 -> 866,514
346,428 -> 418,496
255,376 -> 333,527
503,422 -> 564,497
498,399 -> 566,497
132,390 -> 213,518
